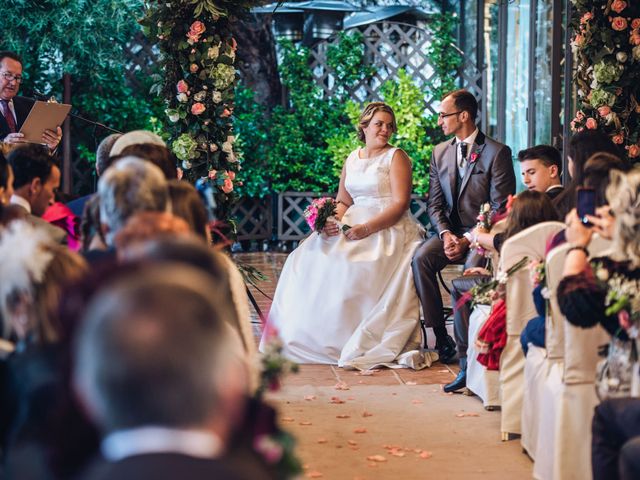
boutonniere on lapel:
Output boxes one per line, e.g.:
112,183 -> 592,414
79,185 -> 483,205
469,146 -> 482,164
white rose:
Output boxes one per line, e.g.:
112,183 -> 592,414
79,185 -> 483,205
168,113 -> 179,123
194,90 -> 206,102
177,93 -> 188,103
212,91 -> 222,103
617,51 -> 628,63
222,141 -> 233,153
182,160 -> 192,169
207,45 -> 220,59
633,45 -> 640,61
210,143 -> 218,152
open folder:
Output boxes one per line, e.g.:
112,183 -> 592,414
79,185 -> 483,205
19,101 -> 71,144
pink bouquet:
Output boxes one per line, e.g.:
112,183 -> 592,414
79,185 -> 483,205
303,197 -> 350,233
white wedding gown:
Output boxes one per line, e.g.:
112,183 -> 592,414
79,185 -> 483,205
260,147 -> 436,370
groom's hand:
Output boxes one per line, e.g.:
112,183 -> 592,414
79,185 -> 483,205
444,233 -> 468,261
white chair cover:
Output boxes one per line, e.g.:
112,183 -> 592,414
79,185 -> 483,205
499,221 -> 565,438
466,304 -> 501,407
533,235 -> 612,479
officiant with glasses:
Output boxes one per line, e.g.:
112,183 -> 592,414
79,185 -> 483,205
411,89 -> 515,378
0,51 -> 62,151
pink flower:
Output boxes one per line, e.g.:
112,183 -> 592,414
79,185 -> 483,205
632,19 -> 640,29
611,0 -> 627,14
576,110 -> 585,121
189,21 -> 206,36
189,63 -> 199,73
227,170 -> 236,180
191,102 -> 206,115
220,107 -> 232,118
580,12 -> 594,24
570,120 -> 577,131
618,309 -> 631,330
222,178 -> 233,193
631,31 -> 640,45
628,144 -> 640,158
186,32 -> 200,44
585,118 -> 598,130
176,80 -> 189,93
612,133 -> 625,144
208,169 -> 217,180
230,37 -> 238,51
253,435 -> 284,464
469,152 -> 479,163
611,16 -> 628,31
573,34 -> 585,47
598,106 -> 611,117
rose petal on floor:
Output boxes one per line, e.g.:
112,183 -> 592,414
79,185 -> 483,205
419,451 -> 433,459
317,438 -> 328,444
366,455 -> 387,462
405,381 -> 417,386
348,440 -> 358,446
281,417 -> 295,422
354,427 -> 368,433
411,399 -> 424,404
334,381 -> 350,390
307,471 -> 323,478
455,412 -> 480,417
390,450 -> 406,457
304,395 -> 316,401
358,369 -> 379,376
330,396 -> 346,404
299,421 -> 313,425
362,411 -> 373,417
336,414 -> 351,419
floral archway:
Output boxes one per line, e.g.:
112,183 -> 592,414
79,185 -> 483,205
141,0 -> 267,221
570,0 -> 640,160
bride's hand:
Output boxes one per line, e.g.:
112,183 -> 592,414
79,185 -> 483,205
323,220 -> 340,236
345,223 -> 371,241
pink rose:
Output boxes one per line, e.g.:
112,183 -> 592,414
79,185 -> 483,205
191,102 -> 206,115
576,110 -> 585,121
176,80 -> 189,93
189,63 -> 199,73
580,12 -> 594,24
632,19 -> 640,29
628,144 -> 640,158
220,107 -> 232,118
611,0 -> 627,14
189,21 -> 206,36
585,117 -> 597,130
222,178 -> 233,193
186,32 -> 200,44
612,133 -> 625,144
208,169 -> 217,180
612,16 -> 628,31
598,106 -> 611,117
618,309 -> 631,330
230,37 -> 238,51
573,34 -> 585,47
227,170 -> 236,180
631,31 -> 640,46
570,120 -> 577,131
469,152 -> 479,163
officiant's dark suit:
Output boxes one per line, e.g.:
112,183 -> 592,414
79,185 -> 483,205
412,89 -> 515,364
0,95 -> 33,139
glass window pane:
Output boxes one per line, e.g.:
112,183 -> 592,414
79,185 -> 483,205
483,0 -> 500,139
533,0 -> 553,145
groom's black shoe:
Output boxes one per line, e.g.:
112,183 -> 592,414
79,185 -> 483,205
435,334 -> 457,364
444,369 -> 467,393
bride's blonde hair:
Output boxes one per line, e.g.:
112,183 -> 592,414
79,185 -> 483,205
357,102 -> 397,142
607,167 -> 640,268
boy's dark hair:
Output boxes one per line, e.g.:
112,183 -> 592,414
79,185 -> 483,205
517,145 -> 562,175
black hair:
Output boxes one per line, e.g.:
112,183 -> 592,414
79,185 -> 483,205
517,145 -> 562,175
8,144 -> 58,189
444,89 -> 478,121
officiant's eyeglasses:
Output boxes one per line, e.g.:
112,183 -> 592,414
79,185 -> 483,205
438,111 -> 462,119
0,72 -> 22,83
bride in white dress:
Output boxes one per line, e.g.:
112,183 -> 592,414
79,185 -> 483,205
260,103 -> 436,370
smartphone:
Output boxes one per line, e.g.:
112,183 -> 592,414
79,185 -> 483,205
577,187 -> 596,225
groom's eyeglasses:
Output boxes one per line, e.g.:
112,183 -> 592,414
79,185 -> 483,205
438,111 -> 462,119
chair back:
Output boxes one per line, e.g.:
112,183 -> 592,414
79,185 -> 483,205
563,235 -> 614,385
545,243 -> 572,360
498,221 -> 565,435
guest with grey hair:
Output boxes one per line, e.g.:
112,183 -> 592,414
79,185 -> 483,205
74,265 -> 249,480
85,157 -> 168,264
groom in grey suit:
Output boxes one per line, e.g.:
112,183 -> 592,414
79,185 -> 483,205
412,90 -> 515,378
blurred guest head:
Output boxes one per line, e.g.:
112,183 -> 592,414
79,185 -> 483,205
73,266 -> 247,436
114,143 -> 178,180
167,180 -> 209,241
109,130 -> 165,156
606,168 -> 640,267
0,221 -> 88,343
583,152 -> 627,208
505,189 -> 559,239
97,157 -> 168,246
0,149 -> 14,204
114,211 -> 192,259
566,130 -> 621,182
95,133 -> 122,178
8,144 -> 60,216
